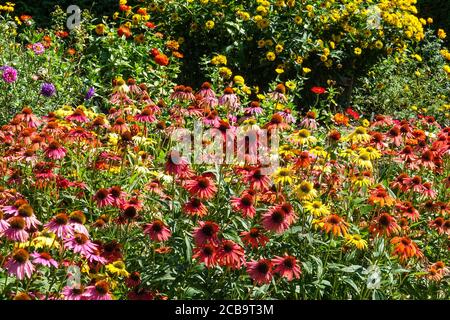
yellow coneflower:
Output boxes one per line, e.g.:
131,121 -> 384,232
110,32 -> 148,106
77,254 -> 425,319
106,260 -> 130,277
278,145 -> 297,158
347,126 -> 371,144
303,200 -> 330,217
25,232 -> 60,249
309,146 -> 328,158
352,175 -> 372,188
359,146 -> 381,160
295,181 -> 318,200
353,152 -> 373,170
291,129 -> 317,145
273,166 -> 295,185
345,234 -> 368,250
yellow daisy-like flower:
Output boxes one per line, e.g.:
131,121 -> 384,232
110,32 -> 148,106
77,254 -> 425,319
266,51 -> 276,61
303,200 -> 331,217
346,126 -> 371,144
106,260 -> 130,277
295,181 -> 318,201
361,119 -> 370,127
345,234 -> 368,250
205,20 -> 215,30
108,133 -> 119,146
309,146 -> 328,158
438,29 -> 447,40
285,81 -> 296,90
278,144 -> 297,158
272,166 -> 296,185
352,175 -> 372,188
360,146 -> 381,160
291,129 -> 317,146
354,47 -> 362,55
353,152 -> 373,170
29,232 -> 60,249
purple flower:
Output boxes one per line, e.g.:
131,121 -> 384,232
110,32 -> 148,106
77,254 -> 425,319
41,83 -> 56,97
32,42 -> 45,55
85,87 -> 95,100
1,66 -> 18,83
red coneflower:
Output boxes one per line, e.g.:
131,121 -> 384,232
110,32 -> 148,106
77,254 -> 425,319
247,259 -> 273,285
245,168 -> 271,191
369,212 -> 401,237
6,249 -> 35,280
143,220 -> 171,242
216,240 -> 245,269
396,201 -> 420,222
45,140 -> 67,160
193,221 -> 219,245
109,186 -> 127,208
183,198 -> 208,217
261,206 -> 291,233
294,151 -> 315,169
125,271 -> 142,288
193,243 -> 217,268
231,194 -> 256,218
240,228 -> 270,248
387,126 -> 402,147
93,188 -> 114,207
391,236 -> 423,262
272,254 -> 302,281
265,114 -> 289,131
184,175 -> 217,200
165,151 -> 193,178
429,217 -> 446,234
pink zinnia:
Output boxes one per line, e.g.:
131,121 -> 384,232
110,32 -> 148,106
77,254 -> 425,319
247,259 -> 273,285
143,220 -> 171,242
45,141 -> 67,160
272,254 -> 302,281
6,249 -> 35,280
31,252 -> 58,268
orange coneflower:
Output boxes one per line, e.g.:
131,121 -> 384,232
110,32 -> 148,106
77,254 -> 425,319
391,236 -> 423,262
369,212 -> 401,237
320,214 -> 349,237
184,175 -> 217,200
368,185 -> 395,207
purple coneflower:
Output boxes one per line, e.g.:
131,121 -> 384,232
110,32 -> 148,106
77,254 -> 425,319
5,217 -> 29,242
31,252 -> 58,268
64,233 -> 99,257
44,213 -> 73,239
84,280 -> 112,300
6,249 -> 35,280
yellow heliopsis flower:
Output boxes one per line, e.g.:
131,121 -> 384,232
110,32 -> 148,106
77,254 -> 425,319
295,181 -> 318,201
303,200 -> 331,217
272,166 -> 296,185
345,234 -> 368,250
106,260 -> 130,277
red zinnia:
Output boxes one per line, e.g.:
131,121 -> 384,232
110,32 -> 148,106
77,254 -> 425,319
311,86 -> 326,94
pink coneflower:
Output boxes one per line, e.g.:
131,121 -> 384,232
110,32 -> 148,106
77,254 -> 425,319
45,141 -> 67,160
30,252 -> 58,268
404,175 -> 425,193
371,115 -> 393,127
135,107 -> 156,123
429,217 -> 446,235
203,110 -> 220,127
170,85 -> 196,101
44,213 -> 73,238
18,148 -> 38,163
420,150 -> 436,170
14,204 -> 40,230
244,101 -> 264,116
0,210 -> 9,234
16,107 -> 42,128
193,221 -> 219,245
397,202 -> 420,222
261,206 -> 290,233
197,82 -> 216,99
165,151 -> 192,177
245,168 -> 271,191
62,285 -> 86,300
64,233 -> 98,257
422,182 -> 437,198
2,199 -> 28,216
109,186 -> 127,208
278,202 -> 297,224
68,211 -> 89,236
93,188 -> 114,207
111,117 -> 129,134
272,254 -> 302,281
6,249 -> 35,280
84,280 -> 112,300
231,194 -> 256,218
193,243 -> 217,268
265,114 -> 289,131
184,175 -> 217,200
299,111 -> 318,129
66,108 -> 89,123
219,87 -> 240,112
247,259 -> 273,285
183,198 -> 208,217
268,84 -> 287,102
240,228 -> 270,248
216,240 -> 245,269
387,126 -> 402,147
395,146 -> 417,163
5,217 -> 29,242
143,220 -> 171,242
199,96 -> 219,109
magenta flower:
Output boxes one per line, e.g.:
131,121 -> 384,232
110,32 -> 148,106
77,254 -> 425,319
6,249 -> 35,280
4,217 -> 29,242
31,42 -> 45,55
1,66 -> 18,83
31,252 -> 59,268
